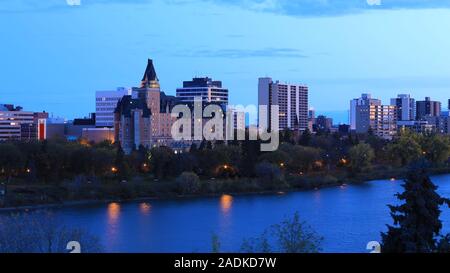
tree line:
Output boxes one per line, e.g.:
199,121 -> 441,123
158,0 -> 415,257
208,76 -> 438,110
0,129 -> 449,186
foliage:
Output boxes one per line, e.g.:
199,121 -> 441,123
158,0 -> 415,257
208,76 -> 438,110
176,172 -> 201,194
255,162 -> 282,187
0,211 -> 103,253
240,212 -> 323,253
386,131 -> 422,166
0,130 -> 449,207
381,163 -> 450,253
348,143 -> 375,173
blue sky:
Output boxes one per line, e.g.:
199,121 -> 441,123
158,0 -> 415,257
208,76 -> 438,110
1,0 -> 450,124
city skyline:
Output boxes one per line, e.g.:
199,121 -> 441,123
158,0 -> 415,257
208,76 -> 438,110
2,1 -> 450,124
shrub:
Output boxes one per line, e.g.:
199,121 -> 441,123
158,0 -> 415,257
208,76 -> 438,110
176,172 -> 201,194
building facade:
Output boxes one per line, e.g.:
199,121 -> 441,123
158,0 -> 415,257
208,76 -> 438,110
350,93 -> 381,131
0,104 -> 47,141
176,77 -> 228,104
351,94 -> 397,139
96,87 -> 131,128
114,95 -> 152,154
416,97 -> 441,120
258,77 -> 309,131
390,94 -> 415,121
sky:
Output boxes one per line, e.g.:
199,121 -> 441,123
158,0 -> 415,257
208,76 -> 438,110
1,0 -> 450,124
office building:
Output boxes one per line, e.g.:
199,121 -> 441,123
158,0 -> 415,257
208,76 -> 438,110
350,93 -> 381,131
0,104 -> 47,141
258,77 -> 309,131
390,94 -> 415,121
176,77 -> 228,104
350,94 -> 397,139
416,97 -> 441,120
96,87 -> 131,127
397,120 -> 435,134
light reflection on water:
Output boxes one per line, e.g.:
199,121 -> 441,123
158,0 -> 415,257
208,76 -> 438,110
140,203 -> 152,215
108,202 -> 121,224
106,202 -> 121,248
220,194 -> 233,214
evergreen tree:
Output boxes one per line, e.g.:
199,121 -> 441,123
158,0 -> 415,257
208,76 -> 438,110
381,162 -> 450,253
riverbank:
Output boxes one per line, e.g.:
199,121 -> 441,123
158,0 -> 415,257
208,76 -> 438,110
2,166 -> 449,212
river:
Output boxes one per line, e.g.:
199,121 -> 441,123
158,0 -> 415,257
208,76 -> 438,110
5,175 -> 450,253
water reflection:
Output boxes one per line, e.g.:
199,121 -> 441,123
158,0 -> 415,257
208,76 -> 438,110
220,194 -> 233,214
140,203 -> 152,215
108,202 -> 121,224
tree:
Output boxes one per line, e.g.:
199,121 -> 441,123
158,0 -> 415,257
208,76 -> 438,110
150,146 -> 175,179
280,129 -> 295,145
239,137 -> 260,177
287,145 -> 322,173
387,133 -> 422,166
421,134 -> 450,165
0,211 -> 102,253
255,162 -> 282,188
115,145 -> 131,180
381,163 -> 450,253
348,143 -> 375,173
258,149 -> 290,167
298,129 -> 312,146
0,143 -> 24,204
176,172 -> 201,194
240,212 -> 323,253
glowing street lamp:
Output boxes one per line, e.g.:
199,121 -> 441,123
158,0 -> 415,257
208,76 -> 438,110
111,167 -> 118,173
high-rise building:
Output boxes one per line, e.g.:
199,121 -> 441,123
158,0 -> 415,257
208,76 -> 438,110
258,77 -> 308,131
349,93 -> 381,131
390,94 -> 415,121
350,94 -> 397,139
96,87 -> 132,128
368,105 -> 397,139
176,77 -> 228,104
416,97 -> 441,120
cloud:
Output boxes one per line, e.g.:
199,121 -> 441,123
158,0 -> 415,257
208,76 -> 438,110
204,0 -> 450,17
4,0 -> 450,15
177,48 -> 308,58
0,0 -> 151,13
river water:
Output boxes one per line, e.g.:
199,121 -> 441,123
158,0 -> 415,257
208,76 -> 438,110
6,175 -> 450,253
